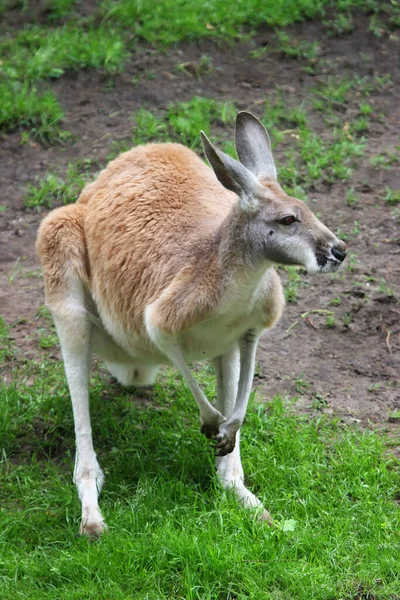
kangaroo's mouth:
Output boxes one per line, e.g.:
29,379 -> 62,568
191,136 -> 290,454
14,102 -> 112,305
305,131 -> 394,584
315,253 -> 346,273
319,258 -> 343,273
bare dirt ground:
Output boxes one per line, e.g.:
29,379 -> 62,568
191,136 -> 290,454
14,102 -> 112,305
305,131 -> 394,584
1,15 -> 399,425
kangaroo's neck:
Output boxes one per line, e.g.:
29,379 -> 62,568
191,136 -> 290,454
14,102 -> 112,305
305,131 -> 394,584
213,203 -> 271,291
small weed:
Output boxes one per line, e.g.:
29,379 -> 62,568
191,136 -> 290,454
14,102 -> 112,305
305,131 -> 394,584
388,409 -> 400,421
177,54 -> 213,79
323,13 -> 354,37
378,278 -> 394,297
274,31 -> 319,63
103,77 -> 116,92
383,187 -> 400,205
370,152 -> 399,170
351,116 -> 369,134
364,274 -> 376,283
335,221 -> 359,241
346,187 -> 359,207
311,392 -> 329,411
132,71 -> 155,85
368,382 -> 380,393
346,252 -> 358,272
359,101 -> 374,116
314,76 -> 355,106
24,162 -> 95,209
369,14 -> 387,38
0,316 -> 13,362
283,266 -> 303,303
37,330 -> 58,349
351,221 -> 360,236
249,44 -> 270,59
325,315 -> 336,328
335,226 -> 349,241
329,297 -> 342,306
342,313 -> 352,327
295,375 -> 310,395
374,73 -> 392,89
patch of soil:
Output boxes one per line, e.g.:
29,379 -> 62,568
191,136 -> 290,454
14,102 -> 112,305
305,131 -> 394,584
1,14 -> 399,425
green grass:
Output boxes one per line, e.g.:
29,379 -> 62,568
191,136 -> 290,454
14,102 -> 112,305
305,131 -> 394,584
2,0 -> 399,138
383,186 -> 400,205
132,97 -> 237,149
0,338 -> 399,599
2,26 -> 127,83
25,78 -> 375,208
281,266 -> 305,303
24,161 -> 97,209
101,0 -> 400,45
0,26 -> 126,137
0,82 -> 64,140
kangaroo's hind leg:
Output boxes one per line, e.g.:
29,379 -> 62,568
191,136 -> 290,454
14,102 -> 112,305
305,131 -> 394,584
37,205 -> 106,536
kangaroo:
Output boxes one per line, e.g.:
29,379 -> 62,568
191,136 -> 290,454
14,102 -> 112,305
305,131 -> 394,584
36,112 -> 346,536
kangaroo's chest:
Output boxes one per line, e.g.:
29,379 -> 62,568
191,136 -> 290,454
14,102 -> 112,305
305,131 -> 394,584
179,312 -> 263,361
178,284 -> 269,361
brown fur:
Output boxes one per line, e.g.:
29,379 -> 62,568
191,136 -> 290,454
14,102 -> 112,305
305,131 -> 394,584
37,203 -> 89,310
38,143 -> 281,339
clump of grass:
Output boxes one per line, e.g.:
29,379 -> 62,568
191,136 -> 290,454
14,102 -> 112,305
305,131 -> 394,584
167,96 -> 236,148
0,317 -> 13,362
383,186 -> 400,204
24,162 -> 95,209
274,30 -> 320,67
370,152 -> 399,170
44,0 -> 77,20
0,26 -> 126,135
323,13 -> 354,36
282,266 -> 303,303
2,26 -> 127,83
0,82 -> 64,138
131,97 -> 237,148
325,314 -> 336,328
282,128 -> 366,188
347,187 -> 359,206
176,54 -> 214,79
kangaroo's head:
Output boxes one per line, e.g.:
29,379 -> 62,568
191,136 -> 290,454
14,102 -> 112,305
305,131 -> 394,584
201,112 -> 347,273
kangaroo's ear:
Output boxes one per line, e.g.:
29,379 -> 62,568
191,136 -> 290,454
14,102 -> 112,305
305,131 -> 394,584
234,111 -> 277,180
200,131 -> 259,212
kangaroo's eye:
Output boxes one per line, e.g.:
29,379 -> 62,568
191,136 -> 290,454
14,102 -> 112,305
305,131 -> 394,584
279,215 -> 297,226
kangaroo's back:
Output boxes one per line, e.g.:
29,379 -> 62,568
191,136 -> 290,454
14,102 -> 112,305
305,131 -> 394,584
78,143 -> 235,334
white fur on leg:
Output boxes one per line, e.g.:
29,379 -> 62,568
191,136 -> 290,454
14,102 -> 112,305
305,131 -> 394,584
52,278 -> 107,536
216,431 -> 271,520
74,445 -> 106,536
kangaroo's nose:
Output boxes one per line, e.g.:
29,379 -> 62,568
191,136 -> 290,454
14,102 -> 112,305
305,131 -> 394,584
331,241 -> 347,262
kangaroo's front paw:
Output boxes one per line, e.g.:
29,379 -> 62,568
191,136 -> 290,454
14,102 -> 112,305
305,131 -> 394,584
200,421 -> 220,439
200,411 -> 226,439
215,425 -> 237,456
